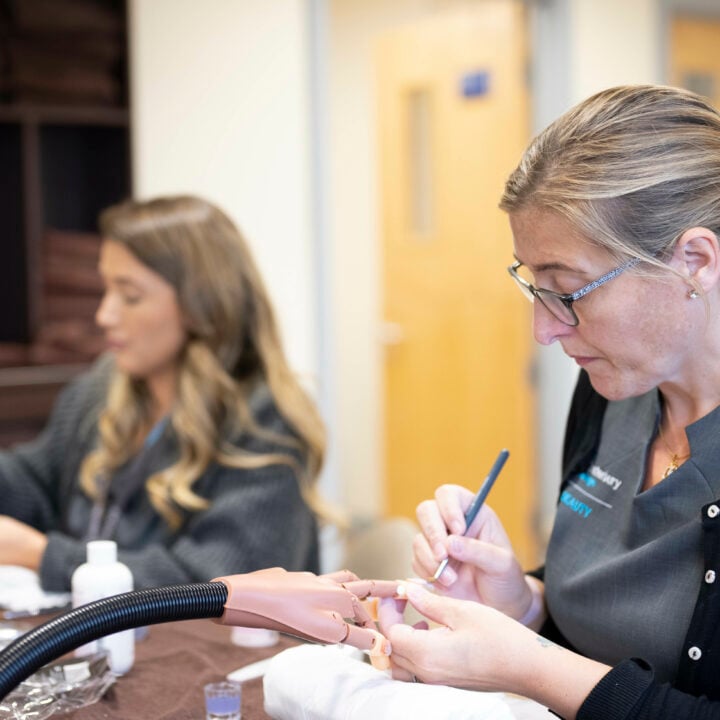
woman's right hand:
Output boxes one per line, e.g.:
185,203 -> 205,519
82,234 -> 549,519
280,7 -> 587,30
413,484 -> 535,621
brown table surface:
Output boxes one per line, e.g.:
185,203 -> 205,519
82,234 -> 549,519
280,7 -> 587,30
5,616 -> 552,719
59,619 -> 297,720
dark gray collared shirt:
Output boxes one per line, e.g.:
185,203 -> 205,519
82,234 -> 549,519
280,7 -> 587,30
545,390 -> 720,682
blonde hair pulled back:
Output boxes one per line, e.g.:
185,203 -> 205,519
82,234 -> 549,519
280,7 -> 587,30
500,84 -> 720,273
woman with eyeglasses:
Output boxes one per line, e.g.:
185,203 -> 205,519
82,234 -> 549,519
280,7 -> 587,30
379,85 -> 720,719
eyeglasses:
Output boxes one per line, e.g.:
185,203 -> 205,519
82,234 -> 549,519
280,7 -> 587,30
507,257 -> 641,326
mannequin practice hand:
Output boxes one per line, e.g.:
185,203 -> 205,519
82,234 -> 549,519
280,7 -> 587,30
212,568 -> 400,665
414,485 -> 534,621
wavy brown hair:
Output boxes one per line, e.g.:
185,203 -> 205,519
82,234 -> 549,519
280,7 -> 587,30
80,195 -> 327,527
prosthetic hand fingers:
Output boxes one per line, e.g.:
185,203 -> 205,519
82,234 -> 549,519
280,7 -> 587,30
341,624 -> 391,670
294,606 -> 390,668
349,593 -> 375,628
212,568 -> 393,669
320,568 -> 361,584
305,582 -> 392,668
341,579 -> 402,600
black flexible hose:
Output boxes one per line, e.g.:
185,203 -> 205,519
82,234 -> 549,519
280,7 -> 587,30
0,581 -> 228,700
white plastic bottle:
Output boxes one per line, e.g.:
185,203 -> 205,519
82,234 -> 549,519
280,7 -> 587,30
71,540 -> 135,674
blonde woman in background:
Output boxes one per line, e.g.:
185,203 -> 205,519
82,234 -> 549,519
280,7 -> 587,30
380,86 -> 720,718
0,195 -> 325,591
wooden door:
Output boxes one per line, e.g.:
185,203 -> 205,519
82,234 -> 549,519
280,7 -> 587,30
669,14 -> 720,108
377,1 -> 537,565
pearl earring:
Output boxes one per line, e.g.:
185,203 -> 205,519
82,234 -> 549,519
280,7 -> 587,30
688,289 -> 700,299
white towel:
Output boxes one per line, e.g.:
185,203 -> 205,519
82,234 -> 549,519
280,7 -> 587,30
0,565 -> 70,614
263,644 -> 516,720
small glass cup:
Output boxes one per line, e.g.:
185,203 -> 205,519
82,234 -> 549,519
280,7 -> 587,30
204,681 -> 242,720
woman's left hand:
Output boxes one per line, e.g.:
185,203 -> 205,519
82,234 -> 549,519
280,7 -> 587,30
378,581 -> 611,719
0,515 -> 47,570
379,581 -> 537,691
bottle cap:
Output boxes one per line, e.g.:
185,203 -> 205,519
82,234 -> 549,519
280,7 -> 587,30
86,540 -> 118,565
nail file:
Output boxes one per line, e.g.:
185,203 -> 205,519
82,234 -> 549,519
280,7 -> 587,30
428,448 -> 510,582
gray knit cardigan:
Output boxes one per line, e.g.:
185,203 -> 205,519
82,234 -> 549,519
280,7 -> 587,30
0,356 -> 319,591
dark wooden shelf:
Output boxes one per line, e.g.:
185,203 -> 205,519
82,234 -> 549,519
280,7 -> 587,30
0,104 -> 129,127
0,363 -> 87,446
0,363 -> 88,389
0,0 -> 130,446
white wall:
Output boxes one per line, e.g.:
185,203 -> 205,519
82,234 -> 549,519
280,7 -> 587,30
571,0 -> 660,99
128,0 -> 317,387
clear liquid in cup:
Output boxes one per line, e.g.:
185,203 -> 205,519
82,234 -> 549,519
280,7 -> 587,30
204,681 -> 241,720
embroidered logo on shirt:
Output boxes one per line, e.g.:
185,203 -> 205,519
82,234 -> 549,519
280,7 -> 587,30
560,465 -> 621,519
579,473 -> 596,488
587,464 -> 622,491
560,489 -> 593,518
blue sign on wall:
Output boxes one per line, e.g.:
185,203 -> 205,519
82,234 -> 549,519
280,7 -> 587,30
460,70 -> 490,98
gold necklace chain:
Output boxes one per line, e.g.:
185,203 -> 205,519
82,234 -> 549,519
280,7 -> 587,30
658,407 -> 690,479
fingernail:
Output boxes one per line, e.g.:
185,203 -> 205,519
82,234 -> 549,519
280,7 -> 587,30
449,536 -> 462,555
383,640 -> 392,655
396,584 -> 407,598
407,577 -> 435,591
433,543 -> 446,560
451,521 -> 465,535
439,566 -> 457,586
404,582 -> 424,600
